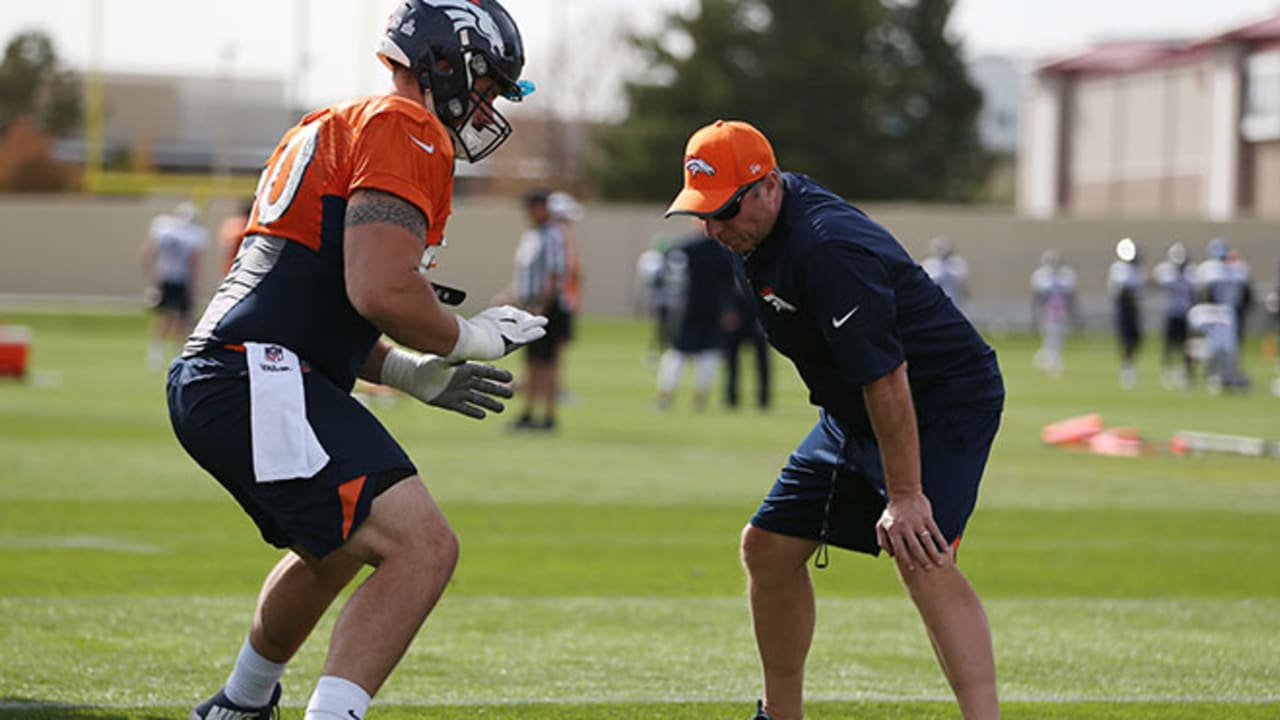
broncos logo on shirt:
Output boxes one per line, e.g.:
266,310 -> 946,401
184,95 -> 456,391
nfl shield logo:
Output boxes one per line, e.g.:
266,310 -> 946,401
264,345 -> 284,364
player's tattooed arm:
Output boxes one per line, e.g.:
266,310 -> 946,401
346,188 -> 427,239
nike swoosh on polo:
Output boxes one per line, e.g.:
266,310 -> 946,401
832,305 -> 860,328
348,710 -> 363,720
409,135 -> 435,154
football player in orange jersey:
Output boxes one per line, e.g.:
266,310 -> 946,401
169,3 -> 543,719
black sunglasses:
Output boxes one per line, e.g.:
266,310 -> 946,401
709,179 -> 762,222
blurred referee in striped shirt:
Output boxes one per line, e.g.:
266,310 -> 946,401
511,188 -> 569,430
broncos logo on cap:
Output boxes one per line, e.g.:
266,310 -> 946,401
685,158 -> 716,177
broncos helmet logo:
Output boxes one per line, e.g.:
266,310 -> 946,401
685,158 -> 717,178
436,0 -> 507,54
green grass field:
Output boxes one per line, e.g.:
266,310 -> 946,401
1,312 -> 1277,719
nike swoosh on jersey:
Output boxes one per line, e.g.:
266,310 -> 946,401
832,305 -> 860,328
409,135 -> 435,154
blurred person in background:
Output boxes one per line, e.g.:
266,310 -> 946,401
722,269 -> 771,411
1187,301 -> 1248,394
1197,237 -> 1251,345
1031,250 -> 1077,378
1227,247 -> 1255,346
1191,237 -> 1250,392
141,200 -> 208,371
1267,259 -> 1280,395
548,190 -> 584,403
217,197 -> 255,273
635,236 -> 678,361
1107,237 -> 1145,388
667,120 -> 1003,720
508,188 -> 568,431
920,235 -> 969,315
1153,242 -> 1195,389
166,3 -> 546,719
654,226 -> 735,411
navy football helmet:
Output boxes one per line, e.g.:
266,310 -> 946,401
378,0 -> 530,162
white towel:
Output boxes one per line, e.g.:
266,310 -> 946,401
245,342 -> 330,483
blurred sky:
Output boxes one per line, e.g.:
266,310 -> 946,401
0,0 -> 1278,111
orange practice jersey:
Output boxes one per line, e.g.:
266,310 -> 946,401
185,95 -> 456,390
245,94 -> 455,248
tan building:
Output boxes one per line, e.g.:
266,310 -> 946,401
52,72 -> 295,175
1019,12 -> 1280,220
54,71 -> 589,197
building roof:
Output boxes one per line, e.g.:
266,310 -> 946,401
1210,12 -> 1280,43
1038,40 -> 1188,74
1037,10 -> 1280,75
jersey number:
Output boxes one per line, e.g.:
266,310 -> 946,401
253,121 -> 320,227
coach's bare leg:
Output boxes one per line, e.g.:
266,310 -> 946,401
741,525 -> 820,720
897,557 -> 999,720
320,477 -> 458,695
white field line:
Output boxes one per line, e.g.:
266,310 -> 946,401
0,535 -> 163,553
2,596 -> 1277,708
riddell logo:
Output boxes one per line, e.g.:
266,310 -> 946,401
759,288 -> 797,313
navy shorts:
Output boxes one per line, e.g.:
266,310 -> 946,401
166,353 -> 416,559
524,302 -> 569,362
751,406 -> 1001,555
155,281 -> 193,315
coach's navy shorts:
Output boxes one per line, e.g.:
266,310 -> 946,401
166,351 -> 416,559
751,406 -> 1001,555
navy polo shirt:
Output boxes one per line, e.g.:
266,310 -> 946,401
740,173 -> 1003,436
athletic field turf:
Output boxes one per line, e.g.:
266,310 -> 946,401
1,312 -> 1277,719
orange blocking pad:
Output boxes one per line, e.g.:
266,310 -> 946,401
0,325 -> 32,379
1040,413 -> 1102,446
1086,427 -> 1145,457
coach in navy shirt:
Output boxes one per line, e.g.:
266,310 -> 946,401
666,120 -> 1003,720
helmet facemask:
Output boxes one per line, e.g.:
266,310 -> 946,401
437,46 -> 525,162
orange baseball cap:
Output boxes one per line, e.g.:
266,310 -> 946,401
665,119 -> 777,218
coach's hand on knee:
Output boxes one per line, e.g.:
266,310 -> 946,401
876,493 -> 950,572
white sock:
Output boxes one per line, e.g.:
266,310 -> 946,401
305,675 -> 372,720
223,637 -> 286,708
656,349 -> 685,394
146,340 -> 165,368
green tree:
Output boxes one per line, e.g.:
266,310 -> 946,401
0,30 -> 82,135
591,0 -> 989,203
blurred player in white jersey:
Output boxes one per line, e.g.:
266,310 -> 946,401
1031,250 -> 1076,377
1193,237 -> 1251,392
921,235 -> 969,315
1153,242 -> 1195,388
1108,237 -> 1145,388
141,201 -> 208,370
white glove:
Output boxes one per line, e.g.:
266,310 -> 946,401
446,305 -> 548,362
380,347 -> 514,419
